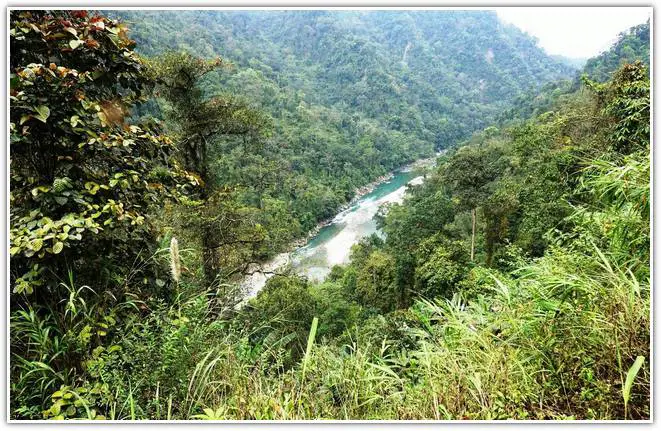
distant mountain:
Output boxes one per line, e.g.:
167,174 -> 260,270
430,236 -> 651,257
551,55 -> 587,70
115,10 -> 574,147
104,10 -> 578,232
497,20 -> 650,124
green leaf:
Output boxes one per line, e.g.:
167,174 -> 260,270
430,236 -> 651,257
623,356 -> 645,412
31,185 -> 50,197
64,27 -> 77,37
301,317 -> 319,382
69,39 -> 84,50
33,105 -> 50,123
30,239 -> 43,252
34,361 -> 55,371
52,241 -> 64,254
85,182 -> 100,195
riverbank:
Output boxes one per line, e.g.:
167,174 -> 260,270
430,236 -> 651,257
240,154 -> 441,300
288,152 -> 441,250
239,152 -> 442,301
288,172 -> 393,249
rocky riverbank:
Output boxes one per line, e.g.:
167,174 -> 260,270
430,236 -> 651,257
240,151 -> 443,299
287,152 -> 441,250
287,173 -> 393,249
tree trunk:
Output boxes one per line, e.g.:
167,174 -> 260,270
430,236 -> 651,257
471,207 -> 476,262
202,234 -> 218,287
199,177 -> 217,287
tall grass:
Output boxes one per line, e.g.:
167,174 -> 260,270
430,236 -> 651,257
22,236 -> 646,420
11,154 -> 649,421
174,153 -> 650,420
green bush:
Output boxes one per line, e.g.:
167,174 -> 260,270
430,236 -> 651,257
243,275 -> 316,368
309,282 -> 360,339
354,250 -> 400,313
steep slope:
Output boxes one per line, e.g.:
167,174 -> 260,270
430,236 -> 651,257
9,10 -> 650,421
116,10 -> 574,146
498,20 -> 650,124
551,54 -> 587,69
109,10 -> 577,236
583,20 -> 650,82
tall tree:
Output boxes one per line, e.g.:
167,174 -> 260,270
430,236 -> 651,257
9,10 -> 192,297
148,52 -> 268,285
440,145 -> 503,261
9,11 -> 195,415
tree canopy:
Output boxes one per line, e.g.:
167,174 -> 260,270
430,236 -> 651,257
9,10 -> 650,421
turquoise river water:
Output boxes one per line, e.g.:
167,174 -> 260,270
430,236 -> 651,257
242,169 -> 425,298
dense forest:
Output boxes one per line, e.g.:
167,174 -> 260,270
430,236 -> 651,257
114,10 -> 576,234
9,10 -> 650,420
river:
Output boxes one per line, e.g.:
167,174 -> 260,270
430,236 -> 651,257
241,167 -> 428,299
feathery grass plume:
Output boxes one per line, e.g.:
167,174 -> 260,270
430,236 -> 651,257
170,237 -> 181,283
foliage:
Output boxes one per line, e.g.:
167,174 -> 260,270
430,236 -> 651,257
309,281 -> 361,339
108,9 -> 577,239
414,236 -> 470,299
243,276 -> 317,369
586,61 -> 650,155
9,11 -> 193,296
354,249 -> 399,313
145,51 -> 270,285
9,10 -> 650,421
583,21 -> 649,82
116,10 -> 574,145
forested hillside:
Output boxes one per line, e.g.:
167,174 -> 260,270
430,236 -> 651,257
9,10 -> 650,421
498,19 -> 650,125
583,20 -> 650,82
117,10 -> 574,143
111,10 -> 575,236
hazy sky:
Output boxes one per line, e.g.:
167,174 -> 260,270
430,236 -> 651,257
495,7 -> 651,58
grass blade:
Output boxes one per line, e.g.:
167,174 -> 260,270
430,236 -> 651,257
301,317 -> 319,382
623,355 -> 645,418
